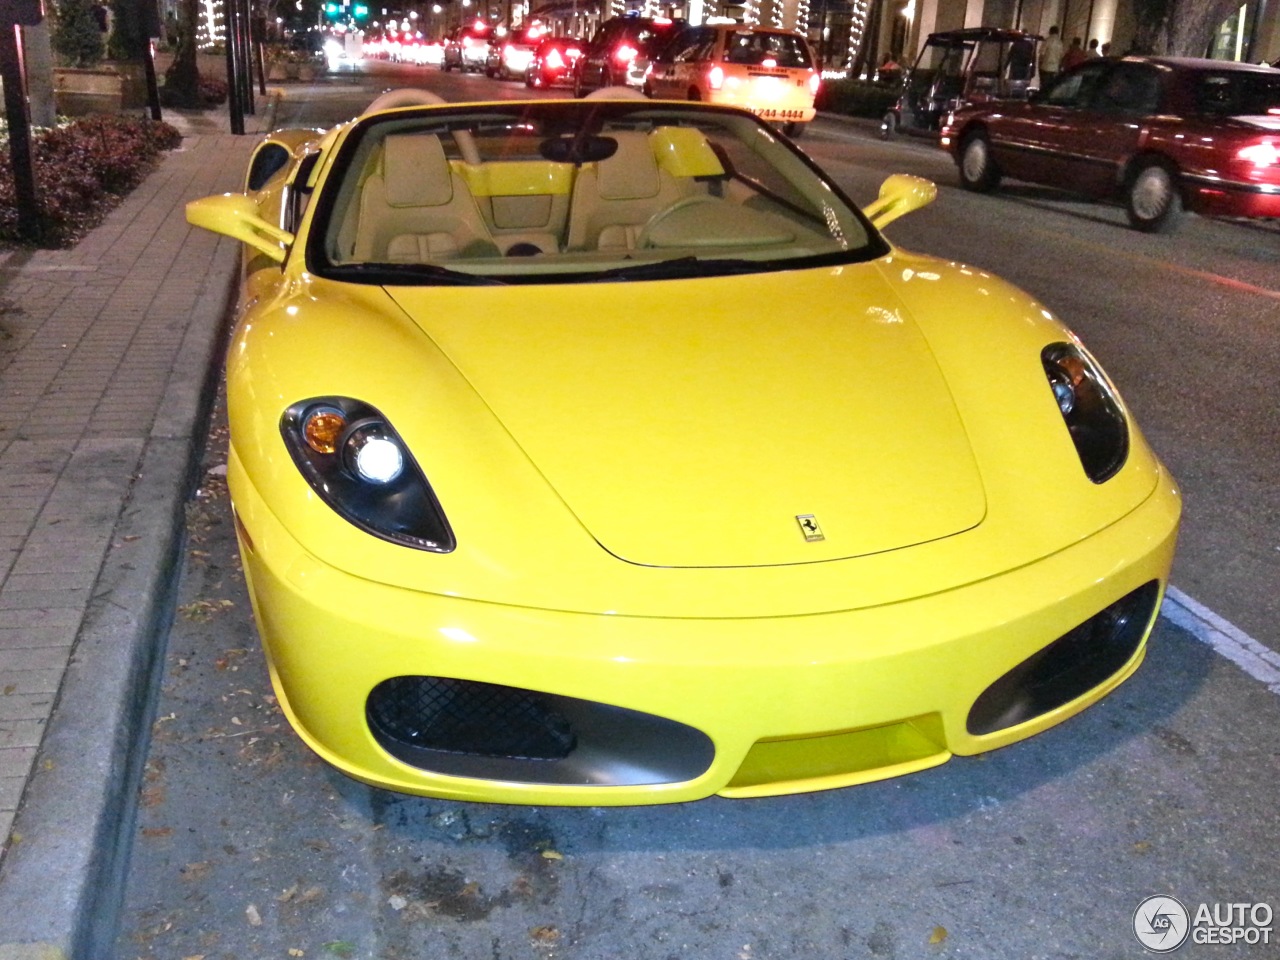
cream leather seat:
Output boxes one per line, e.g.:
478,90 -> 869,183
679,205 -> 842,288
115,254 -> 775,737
565,131 -> 684,252
353,133 -> 500,262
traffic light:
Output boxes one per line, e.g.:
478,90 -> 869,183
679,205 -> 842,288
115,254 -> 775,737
323,1 -> 340,16
353,3 -> 368,18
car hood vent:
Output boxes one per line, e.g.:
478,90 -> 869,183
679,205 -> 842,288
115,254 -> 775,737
387,268 -> 986,568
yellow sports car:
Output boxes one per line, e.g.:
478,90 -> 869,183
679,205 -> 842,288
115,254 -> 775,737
187,91 -> 1180,805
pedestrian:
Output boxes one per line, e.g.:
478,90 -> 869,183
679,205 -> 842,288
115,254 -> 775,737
876,51 -> 901,86
1060,36 -> 1086,71
1039,25 -> 1063,87
1085,38 -> 1102,58
1101,41 -> 1112,57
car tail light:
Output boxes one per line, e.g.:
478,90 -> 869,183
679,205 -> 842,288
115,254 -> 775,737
1237,139 -> 1280,167
503,43 -> 513,56
615,43 -> 637,63
546,48 -> 563,69
567,47 -> 580,60
808,72 -> 821,96
708,65 -> 724,90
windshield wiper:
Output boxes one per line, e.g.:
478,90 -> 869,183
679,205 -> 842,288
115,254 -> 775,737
584,256 -> 770,283
338,261 -> 508,286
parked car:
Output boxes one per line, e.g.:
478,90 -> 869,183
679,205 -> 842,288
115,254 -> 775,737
644,23 -> 820,137
882,27 -> 1041,140
185,90 -> 1179,805
573,15 -> 681,96
525,36 -> 584,89
442,21 -> 494,73
942,56 -> 1280,232
486,23 -> 546,79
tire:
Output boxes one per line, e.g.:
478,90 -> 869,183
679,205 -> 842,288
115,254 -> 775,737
687,88 -> 701,101
958,132 -> 1001,193
1126,159 -> 1183,233
879,111 -> 896,141
783,121 -> 806,139
573,68 -> 586,99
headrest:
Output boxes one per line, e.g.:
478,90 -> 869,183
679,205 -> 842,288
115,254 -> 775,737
383,134 -> 453,207
650,126 -> 726,179
596,131 -> 660,201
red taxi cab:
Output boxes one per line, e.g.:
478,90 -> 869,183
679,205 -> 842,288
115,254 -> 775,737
645,24 -> 820,137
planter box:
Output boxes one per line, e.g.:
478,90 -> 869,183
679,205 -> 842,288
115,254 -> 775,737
53,63 -> 148,116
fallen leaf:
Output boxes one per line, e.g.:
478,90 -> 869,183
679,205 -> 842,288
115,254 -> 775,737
277,884 -> 299,903
298,886 -> 324,904
1133,840 -> 1152,854
180,861 -> 212,882
540,849 -> 564,861
288,950 -> 305,958
122,535 -> 141,543
246,903 -> 262,926
2,685 -> 14,695
929,925 -> 948,945
530,926 -> 560,945
322,943 -> 356,958
388,894 -> 408,911
142,827 -> 173,839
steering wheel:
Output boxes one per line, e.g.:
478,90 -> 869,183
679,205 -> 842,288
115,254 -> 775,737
636,195 -> 721,249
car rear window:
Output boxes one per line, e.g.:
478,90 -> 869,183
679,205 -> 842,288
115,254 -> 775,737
1195,71 -> 1280,116
725,31 -> 812,69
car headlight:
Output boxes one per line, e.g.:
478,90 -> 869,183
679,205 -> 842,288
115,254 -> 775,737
281,398 -> 455,552
1041,343 -> 1129,483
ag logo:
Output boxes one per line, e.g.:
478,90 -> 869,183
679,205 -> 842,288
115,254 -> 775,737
1133,895 -> 1190,952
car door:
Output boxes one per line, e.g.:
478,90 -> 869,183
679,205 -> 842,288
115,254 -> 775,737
987,59 -> 1111,187
1032,60 -> 1154,196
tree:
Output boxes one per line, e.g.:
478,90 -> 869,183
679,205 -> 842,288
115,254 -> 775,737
162,0 -> 201,106
107,0 -> 146,61
1129,0 -> 1244,56
51,0 -> 106,67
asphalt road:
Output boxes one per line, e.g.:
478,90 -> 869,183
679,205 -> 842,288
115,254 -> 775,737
116,63 -> 1280,960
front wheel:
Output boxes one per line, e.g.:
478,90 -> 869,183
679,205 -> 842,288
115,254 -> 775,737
879,111 -> 896,141
572,69 -> 586,99
1126,160 -> 1183,233
958,132 -> 1001,192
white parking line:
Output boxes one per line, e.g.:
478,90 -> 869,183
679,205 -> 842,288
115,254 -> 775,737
1162,586 -> 1280,694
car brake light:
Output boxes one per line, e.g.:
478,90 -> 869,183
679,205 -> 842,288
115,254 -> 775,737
567,47 -> 580,59
546,48 -> 563,69
808,72 -> 821,96
615,43 -> 637,63
708,65 -> 724,90
1237,139 -> 1280,166
762,58 -> 776,68
504,43 -> 513,56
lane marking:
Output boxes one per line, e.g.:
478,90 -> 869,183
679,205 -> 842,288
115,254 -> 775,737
1162,586 -> 1280,694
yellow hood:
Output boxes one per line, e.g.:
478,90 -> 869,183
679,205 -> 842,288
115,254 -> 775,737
386,266 -> 985,568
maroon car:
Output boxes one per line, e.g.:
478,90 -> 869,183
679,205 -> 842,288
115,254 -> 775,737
941,56 -> 1280,231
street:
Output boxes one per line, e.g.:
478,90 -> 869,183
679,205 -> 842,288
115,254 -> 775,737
116,63 -> 1280,959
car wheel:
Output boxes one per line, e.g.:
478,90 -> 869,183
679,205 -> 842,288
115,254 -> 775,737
783,121 -> 806,139
687,88 -> 701,101
525,71 -> 536,88
879,111 -> 896,140
1126,159 -> 1183,233
959,132 -> 1001,193
573,69 -> 586,98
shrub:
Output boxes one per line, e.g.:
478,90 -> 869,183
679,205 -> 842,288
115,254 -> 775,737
198,74 -> 228,106
51,0 -> 106,68
0,116 -> 183,246
815,78 -> 901,119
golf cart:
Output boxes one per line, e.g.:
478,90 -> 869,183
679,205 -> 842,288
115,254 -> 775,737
880,27 -> 1041,139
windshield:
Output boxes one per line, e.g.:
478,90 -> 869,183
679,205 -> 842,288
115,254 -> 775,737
309,101 -> 886,286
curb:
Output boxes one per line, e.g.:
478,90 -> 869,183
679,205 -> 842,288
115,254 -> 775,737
0,248 -> 241,958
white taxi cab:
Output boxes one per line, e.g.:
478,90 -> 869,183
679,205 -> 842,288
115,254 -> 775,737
645,23 -> 820,137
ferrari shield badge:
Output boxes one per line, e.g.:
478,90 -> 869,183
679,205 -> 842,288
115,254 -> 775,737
796,514 -> 824,542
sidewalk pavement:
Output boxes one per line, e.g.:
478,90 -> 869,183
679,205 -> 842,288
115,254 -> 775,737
0,97 -> 277,960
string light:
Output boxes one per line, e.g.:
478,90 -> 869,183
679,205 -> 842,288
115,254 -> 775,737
846,0 -> 870,71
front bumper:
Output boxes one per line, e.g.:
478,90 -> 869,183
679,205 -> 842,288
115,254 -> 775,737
231,454 -> 1179,805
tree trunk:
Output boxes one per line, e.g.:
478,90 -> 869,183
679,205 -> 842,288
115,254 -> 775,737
164,0 -> 201,105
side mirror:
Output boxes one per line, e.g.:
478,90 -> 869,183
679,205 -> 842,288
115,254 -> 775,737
861,174 -> 937,230
186,193 -> 294,264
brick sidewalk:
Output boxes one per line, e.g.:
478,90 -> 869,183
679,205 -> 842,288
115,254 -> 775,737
0,103 -> 271,958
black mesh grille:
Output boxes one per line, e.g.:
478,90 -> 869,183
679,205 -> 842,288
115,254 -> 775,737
367,676 -> 577,761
